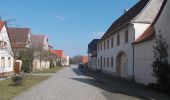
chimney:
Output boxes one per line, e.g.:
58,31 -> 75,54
124,9 -> 129,13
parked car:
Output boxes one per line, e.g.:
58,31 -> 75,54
78,64 -> 84,69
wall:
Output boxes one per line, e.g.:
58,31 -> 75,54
155,0 -> 170,62
0,25 -> 14,75
89,57 -> 97,71
97,25 -> 135,78
134,39 -> 156,85
32,58 -> 50,71
134,23 -> 150,39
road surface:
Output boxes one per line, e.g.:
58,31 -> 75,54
13,65 -> 170,100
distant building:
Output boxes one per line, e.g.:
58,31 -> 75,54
82,56 -> 88,64
88,39 -> 100,71
31,35 -> 50,71
50,50 -> 70,66
0,21 -> 14,77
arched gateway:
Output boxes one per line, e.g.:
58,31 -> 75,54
116,52 -> 128,78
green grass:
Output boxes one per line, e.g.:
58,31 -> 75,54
0,75 -> 49,100
32,67 -> 64,74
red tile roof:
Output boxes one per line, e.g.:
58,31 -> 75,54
102,0 -> 149,39
133,26 -> 155,44
0,20 -> 5,31
8,27 -> 31,48
31,35 -> 46,50
50,50 -> 63,58
82,56 -> 88,64
133,0 -> 167,44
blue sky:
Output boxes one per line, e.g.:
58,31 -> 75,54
1,0 -> 139,57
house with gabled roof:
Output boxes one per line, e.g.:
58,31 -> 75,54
8,28 -> 31,49
88,39 -> 100,71
50,50 -> 70,66
7,27 -> 32,72
8,27 -> 32,57
0,21 -> 14,77
133,0 -> 169,85
97,0 -> 164,80
31,34 -> 50,71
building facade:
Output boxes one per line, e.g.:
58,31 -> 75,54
97,0 -> 163,80
0,21 -> 14,77
88,39 -> 100,71
31,35 -> 50,71
133,0 -> 169,85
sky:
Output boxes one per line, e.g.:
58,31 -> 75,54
0,0 -> 139,57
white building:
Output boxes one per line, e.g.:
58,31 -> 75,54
97,0 -> 163,80
31,35 -> 50,71
61,55 -> 70,66
133,0 -> 170,85
0,21 -> 14,77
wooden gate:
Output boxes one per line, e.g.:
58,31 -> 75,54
14,62 -> 20,74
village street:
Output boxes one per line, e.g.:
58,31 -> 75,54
13,66 -> 170,100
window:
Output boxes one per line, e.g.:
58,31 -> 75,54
111,37 -> 114,48
107,57 -> 109,67
8,57 -> 11,67
107,39 -> 109,49
125,30 -> 128,43
0,41 -> 3,48
111,57 -> 113,67
117,34 -> 120,46
104,41 -> 106,50
97,45 -> 99,52
100,43 -> 102,51
4,42 -> 7,48
100,57 -> 102,67
1,57 -> 5,67
104,58 -> 105,67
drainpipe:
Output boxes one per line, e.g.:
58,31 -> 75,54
132,44 -> 135,82
131,22 -> 135,82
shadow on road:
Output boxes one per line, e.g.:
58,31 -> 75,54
71,67 -> 170,100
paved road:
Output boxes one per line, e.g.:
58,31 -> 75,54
13,66 -> 170,100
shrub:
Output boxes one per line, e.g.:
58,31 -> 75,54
12,75 -> 24,86
152,34 -> 170,95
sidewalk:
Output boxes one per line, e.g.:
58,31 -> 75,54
79,67 -> 170,100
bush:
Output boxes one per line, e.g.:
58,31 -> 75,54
21,59 -> 31,73
152,34 -> 170,95
12,75 -> 24,86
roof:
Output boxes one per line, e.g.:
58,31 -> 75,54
133,0 -> 168,44
0,20 -> 5,31
50,50 -> 63,58
8,27 -> 31,48
133,26 -> 155,44
82,56 -> 88,64
88,39 -> 100,53
91,52 -> 97,57
31,35 -> 46,50
102,0 -> 150,39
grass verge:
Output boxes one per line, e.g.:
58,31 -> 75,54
32,67 -> 64,74
0,75 -> 49,100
